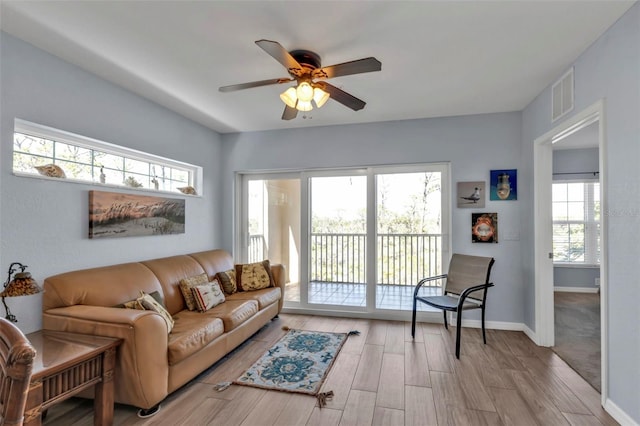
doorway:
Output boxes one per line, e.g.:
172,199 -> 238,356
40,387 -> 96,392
533,100 -> 607,402
551,124 -> 602,392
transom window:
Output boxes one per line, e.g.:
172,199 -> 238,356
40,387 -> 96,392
552,181 -> 600,265
12,119 -> 202,195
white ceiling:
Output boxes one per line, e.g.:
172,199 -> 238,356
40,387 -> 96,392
0,1 -> 635,134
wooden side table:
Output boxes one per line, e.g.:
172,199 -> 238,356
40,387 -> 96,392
24,330 -> 122,426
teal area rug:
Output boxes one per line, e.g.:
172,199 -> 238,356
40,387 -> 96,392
234,329 -> 349,397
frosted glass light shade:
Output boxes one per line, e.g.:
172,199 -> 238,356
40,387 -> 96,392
313,87 -> 330,108
296,100 -> 313,112
296,82 -> 314,102
280,87 -> 297,108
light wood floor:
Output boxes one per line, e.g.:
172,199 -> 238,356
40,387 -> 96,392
44,314 -> 618,425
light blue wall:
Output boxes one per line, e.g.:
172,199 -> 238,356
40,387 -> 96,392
0,33 -> 223,333
553,147 -> 599,179
522,3 -> 639,421
221,112 -> 524,324
554,266 -> 599,289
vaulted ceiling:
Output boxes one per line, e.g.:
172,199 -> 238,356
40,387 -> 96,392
0,1 -> 635,134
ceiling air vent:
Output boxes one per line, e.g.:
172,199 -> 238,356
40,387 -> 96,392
552,67 -> 574,122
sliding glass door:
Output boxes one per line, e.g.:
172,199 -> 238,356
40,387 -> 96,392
309,174 -> 367,308
237,163 -> 449,315
375,170 -> 444,310
242,175 -> 301,303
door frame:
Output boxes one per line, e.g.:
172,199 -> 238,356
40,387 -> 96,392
533,99 -> 608,403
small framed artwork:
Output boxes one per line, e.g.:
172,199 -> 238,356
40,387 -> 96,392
490,169 -> 517,200
457,181 -> 485,208
472,212 -> 498,243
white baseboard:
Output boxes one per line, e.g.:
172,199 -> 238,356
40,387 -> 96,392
522,324 -> 540,345
282,309 -> 531,332
458,318 -> 526,331
604,398 -> 638,426
554,286 -> 599,293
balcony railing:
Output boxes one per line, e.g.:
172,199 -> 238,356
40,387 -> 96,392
249,234 -> 265,262
250,233 -> 443,287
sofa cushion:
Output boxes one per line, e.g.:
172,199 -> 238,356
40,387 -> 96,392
235,260 -> 274,292
191,279 -> 225,312
168,311 -> 224,365
226,287 -> 281,310
179,273 -> 209,311
205,300 -> 259,332
216,269 -> 237,294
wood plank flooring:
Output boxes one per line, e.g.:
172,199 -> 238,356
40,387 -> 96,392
43,314 -> 617,425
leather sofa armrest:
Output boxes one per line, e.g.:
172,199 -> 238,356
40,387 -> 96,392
270,264 -> 286,313
43,305 -> 169,409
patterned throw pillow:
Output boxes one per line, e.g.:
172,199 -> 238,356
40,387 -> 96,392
216,269 -> 237,294
116,290 -> 165,309
123,291 -> 174,333
179,273 -> 209,311
235,260 -> 274,292
137,292 -> 175,333
190,279 -> 226,312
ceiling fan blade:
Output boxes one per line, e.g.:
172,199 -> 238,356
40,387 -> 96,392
282,105 -> 298,120
312,57 -> 381,80
321,83 -> 366,111
219,77 -> 293,92
255,39 -> 304,76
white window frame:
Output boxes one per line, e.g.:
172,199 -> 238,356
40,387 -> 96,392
12,119 -> 203,196
235,162 -> 451,320
552,180 -> 600,266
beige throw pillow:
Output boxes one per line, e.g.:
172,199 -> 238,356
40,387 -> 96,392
190,279 -> 226,312
179,273 -> 209,311
235,260 -> 274,292
123,291 -> 174,334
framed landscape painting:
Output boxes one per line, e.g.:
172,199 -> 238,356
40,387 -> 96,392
89,190 -> 185,239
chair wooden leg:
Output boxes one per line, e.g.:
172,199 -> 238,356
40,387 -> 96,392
455,309 -> 462,359
411,299 -> 417,338
443,310 -> 448,329
481,305 -> 487,344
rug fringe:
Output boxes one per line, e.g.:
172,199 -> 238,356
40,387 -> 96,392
213,381 -> 231,392
316,390 -> 334,408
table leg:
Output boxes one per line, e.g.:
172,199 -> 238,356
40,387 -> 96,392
24,379 -> 43,426
94,347 -> 117,426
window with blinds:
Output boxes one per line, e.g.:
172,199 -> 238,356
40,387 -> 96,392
552,181 -> 600,265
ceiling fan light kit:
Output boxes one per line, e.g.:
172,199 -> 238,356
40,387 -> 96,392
219,39 -> 381,120
279,82 -> 330,112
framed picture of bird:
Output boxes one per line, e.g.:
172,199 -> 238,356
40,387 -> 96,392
457,181 -> 486,208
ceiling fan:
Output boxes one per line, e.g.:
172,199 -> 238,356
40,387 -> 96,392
219,39 -> 382,120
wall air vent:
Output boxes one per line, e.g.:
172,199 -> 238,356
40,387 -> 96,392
552,67 -> 574,122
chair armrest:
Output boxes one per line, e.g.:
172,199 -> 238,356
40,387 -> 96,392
457,282 -> 494,309
414,274 -> 448,297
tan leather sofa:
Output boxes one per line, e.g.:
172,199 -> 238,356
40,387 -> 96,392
42,249 -> 284,411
